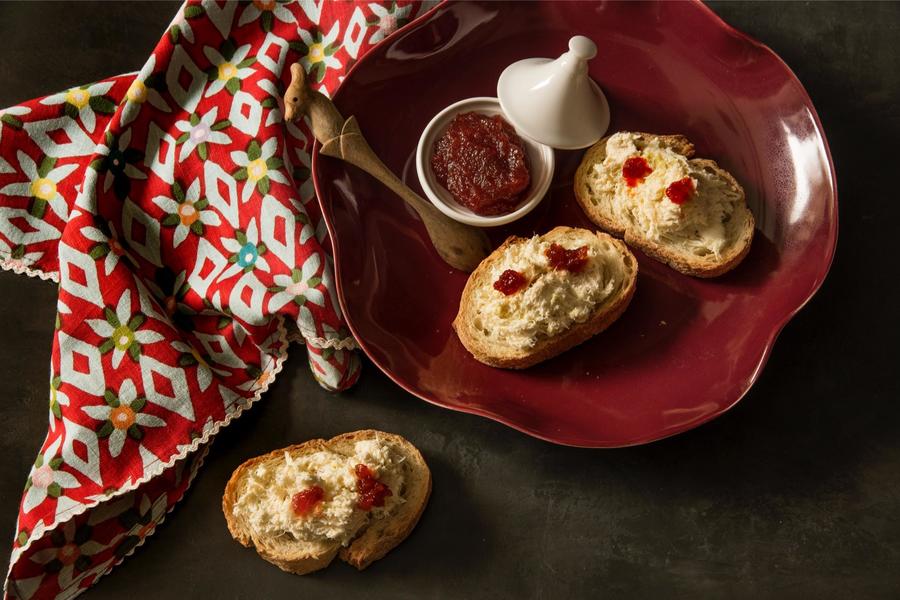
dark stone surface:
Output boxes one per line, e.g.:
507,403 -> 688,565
0,1 -> 898,598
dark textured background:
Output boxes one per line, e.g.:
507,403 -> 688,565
1,1 -> 898,598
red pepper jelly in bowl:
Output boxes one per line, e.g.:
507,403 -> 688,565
431,112 -> 531,216
416,97 -> 554,227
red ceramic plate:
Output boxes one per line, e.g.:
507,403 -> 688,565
313,0 -> 837,447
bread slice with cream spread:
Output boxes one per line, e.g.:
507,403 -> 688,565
574,132 -> 754,277
453,226 -> 637,369
222,430 -> 431,574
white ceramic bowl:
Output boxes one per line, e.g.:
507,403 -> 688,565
415,97 -> 555,227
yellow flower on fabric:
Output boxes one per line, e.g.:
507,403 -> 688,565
86,290 -> 164,369
120,55 -> 171,126
204,40 -> 256,97
64,88 -> 91,109
218,62 -> 238,81
30,178 -> 57,202
41,80 -> 115,133
231,138 -> 287,201
247,158 -> 268,182
307,43 -> 325,64
293,23 -> 342,83
111,325 -> 135,351
0,150 -> 77,219
126,80 -> 148,104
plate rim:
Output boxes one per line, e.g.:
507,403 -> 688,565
312,0 -> 839,448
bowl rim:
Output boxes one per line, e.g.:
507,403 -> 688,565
414,96 -> 556,227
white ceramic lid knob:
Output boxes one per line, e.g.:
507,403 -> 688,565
497,36 -> 610,150
569,35 -> 597,60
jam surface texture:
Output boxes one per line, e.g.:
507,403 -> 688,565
431,112 -> 531,215
493,269 -> 528,295
546,243 -> 590,273
622,155 -> 653,187
291,485 -> 325,517
355,464 -> 392,511
665,177 -> 695,204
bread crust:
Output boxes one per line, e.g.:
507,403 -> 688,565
574,133 -> 755,278
222,430 -> 431,575
332,431 -> 432,570
453,226 -> 637,369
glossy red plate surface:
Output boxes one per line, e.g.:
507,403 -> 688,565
313,0 -> 837,447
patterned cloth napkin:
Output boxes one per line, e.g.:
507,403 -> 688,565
1,1 -> 430,598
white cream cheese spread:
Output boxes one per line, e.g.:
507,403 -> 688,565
232,439 -> 405,546
588,132 -> 738,257
470,235 -> 624,350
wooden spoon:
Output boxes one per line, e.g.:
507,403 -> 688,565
283,63 -> 491,273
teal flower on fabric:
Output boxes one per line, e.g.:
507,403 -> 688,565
220,219 -> 269,279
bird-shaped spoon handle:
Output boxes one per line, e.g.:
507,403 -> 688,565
283,63 -> 491,273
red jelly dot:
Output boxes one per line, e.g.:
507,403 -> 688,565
291,485 -> 325,517
493,269 -> 527,295
355,464 -> 392,511
622,156 -> 653,187
545,243 -> 589,273
665,177 -> 695,204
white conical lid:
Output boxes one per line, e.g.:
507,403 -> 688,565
497,36 -> 610,150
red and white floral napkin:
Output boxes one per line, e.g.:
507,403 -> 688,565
0,1 -> 430,598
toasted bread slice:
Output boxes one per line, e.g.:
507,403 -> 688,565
453,226 -> 637,369
574,132 -> 754,277
223,430 -> 431,574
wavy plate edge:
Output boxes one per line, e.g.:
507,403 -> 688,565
312,0 -> 839,448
